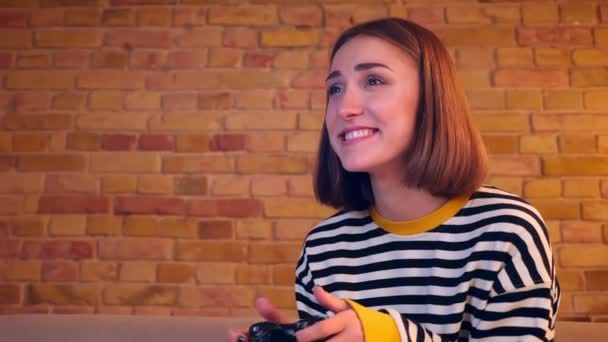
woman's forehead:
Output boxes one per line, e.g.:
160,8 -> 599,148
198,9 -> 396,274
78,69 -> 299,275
329,36 -> 417,74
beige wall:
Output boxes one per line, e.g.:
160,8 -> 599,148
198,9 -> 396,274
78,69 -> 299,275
0,0 -> 607,321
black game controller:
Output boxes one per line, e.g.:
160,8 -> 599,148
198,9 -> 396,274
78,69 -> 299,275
238,316 -> 328,342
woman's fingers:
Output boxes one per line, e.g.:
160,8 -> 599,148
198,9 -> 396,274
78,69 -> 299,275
295,310 -> 364,342
226,297 -> 285,342
294,287 -> 353,341
226,328 -> 248,342
313,286 -> 350,313
255,297 -> 289,323
295,315 -> 345,342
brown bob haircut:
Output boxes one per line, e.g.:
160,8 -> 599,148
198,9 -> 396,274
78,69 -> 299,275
314,17 -> 488,211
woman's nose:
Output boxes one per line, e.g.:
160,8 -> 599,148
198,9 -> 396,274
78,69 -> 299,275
338,89 -> 363,120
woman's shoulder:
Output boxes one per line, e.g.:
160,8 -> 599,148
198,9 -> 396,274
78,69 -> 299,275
466,185 -> 542,217
458,184 -> 549,238
470,184 -> 528,202
302,207 -> 374,243
468,186 -> 556,286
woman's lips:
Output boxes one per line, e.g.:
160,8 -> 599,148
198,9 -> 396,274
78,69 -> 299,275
340,128 -> 379,144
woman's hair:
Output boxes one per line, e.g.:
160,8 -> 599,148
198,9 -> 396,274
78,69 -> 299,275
314,17 -> 488,210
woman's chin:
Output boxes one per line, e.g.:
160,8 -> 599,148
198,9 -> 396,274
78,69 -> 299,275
341,161 -> 372,173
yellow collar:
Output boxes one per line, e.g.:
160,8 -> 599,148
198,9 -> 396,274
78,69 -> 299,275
370,193 -> 470,236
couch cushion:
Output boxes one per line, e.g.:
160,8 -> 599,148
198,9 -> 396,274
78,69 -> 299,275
555,321 -> 608,342
0,314 -> 255,342
1,315 -> 607,342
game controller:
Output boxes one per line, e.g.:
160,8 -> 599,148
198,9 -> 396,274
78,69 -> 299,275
238,316 -> 328,342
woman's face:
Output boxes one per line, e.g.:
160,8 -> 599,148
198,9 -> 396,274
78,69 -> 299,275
325,35 -> 421,178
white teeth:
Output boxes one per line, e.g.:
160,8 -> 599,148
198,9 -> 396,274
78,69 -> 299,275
344,129 -> 375,141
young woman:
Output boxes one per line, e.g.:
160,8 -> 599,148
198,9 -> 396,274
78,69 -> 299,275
229,17 -> 560,342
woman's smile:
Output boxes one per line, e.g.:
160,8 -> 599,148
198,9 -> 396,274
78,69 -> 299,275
340,127 -> 379,145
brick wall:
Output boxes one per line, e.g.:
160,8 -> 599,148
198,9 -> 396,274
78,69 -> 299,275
0,0 -> 606,321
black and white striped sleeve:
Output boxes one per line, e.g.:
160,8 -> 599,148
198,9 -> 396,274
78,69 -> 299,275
295,244 -> 327,319
467,253 -> 560,341
465,204 -> 560,341
389,237 -> 559,340
385,208 -> 560,341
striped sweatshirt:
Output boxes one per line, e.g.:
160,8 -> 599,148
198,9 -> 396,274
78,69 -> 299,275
295,186 -> 560,341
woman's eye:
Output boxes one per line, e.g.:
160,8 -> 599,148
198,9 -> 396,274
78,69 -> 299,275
327,85 -> 343,96
367,77 -> 383,86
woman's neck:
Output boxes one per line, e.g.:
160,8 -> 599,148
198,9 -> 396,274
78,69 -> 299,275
370,173 -> 449,222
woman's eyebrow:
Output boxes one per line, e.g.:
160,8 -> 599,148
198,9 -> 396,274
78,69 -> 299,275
326,70 -> 341,81
326,62 -> 393,81
354,62 -> 392,72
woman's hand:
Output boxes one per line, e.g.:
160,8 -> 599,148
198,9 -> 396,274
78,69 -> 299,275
226,328 -> 247,342
226,297 -> 289,342
295,286 -> 364,342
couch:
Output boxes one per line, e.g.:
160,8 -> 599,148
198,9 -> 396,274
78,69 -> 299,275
0,314 -> 606,341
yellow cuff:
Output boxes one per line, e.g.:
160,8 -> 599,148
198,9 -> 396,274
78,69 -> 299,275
345,299 -> 400,342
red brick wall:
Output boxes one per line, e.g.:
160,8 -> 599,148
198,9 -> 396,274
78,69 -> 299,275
0,0 -> 607,321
